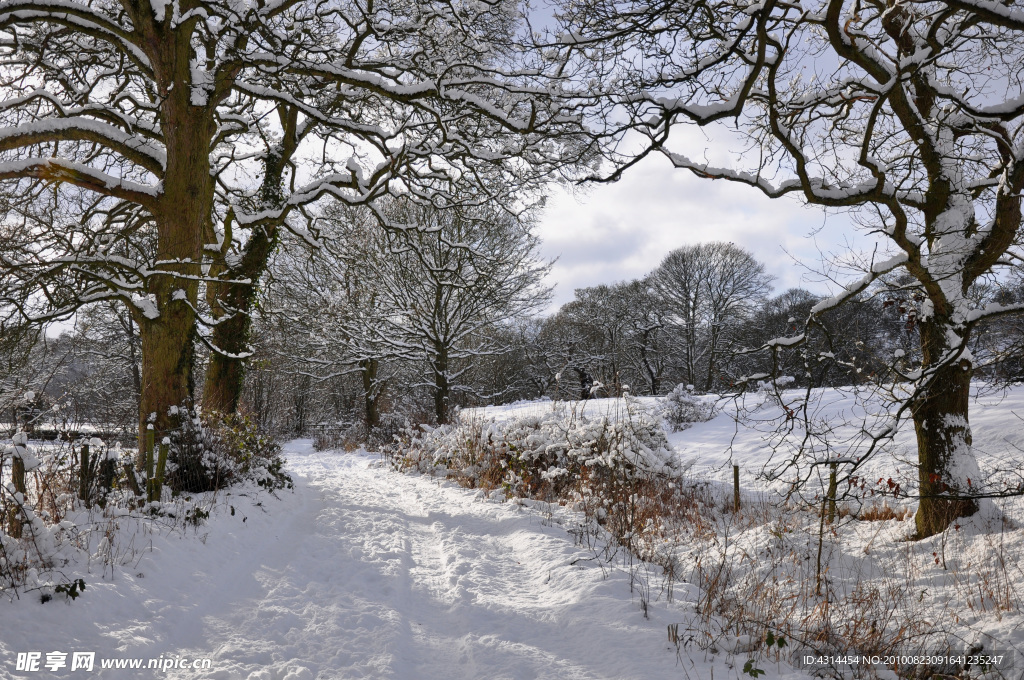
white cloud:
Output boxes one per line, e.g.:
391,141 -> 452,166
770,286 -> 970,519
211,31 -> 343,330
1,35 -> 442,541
537,151 -> 875,310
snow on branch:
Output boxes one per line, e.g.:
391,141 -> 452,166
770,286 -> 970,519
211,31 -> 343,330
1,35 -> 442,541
661,152 -> 804,198
809,254 -> 908,316
0,158 -> 160,208
0,118 -> 166,174
0,0 -> 149,66
946,0 -> 1024,29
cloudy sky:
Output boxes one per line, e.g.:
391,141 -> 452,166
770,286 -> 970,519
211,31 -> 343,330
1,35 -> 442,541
535,146 -> 873,311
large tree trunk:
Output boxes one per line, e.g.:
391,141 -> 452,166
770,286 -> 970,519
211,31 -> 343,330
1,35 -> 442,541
135,247 -> 202,458
202,115 -> 297,414
201,310 -> 247,415
912,322 -> 981,538
137,301 -> 195,452
134,34 -> 215,457
135,206 -> 204,456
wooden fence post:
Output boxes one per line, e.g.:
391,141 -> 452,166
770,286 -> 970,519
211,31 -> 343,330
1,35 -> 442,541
98,448 -> 117,494
9,455 -> 26,539
124,462 -> 143,497
79,443 -> 91,507
733,465 -> 740,512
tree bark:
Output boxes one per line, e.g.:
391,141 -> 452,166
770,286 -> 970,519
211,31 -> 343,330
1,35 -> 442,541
912,322 -> 981,538
134,30 -> 215,456
137,299 -> 196,460
202,224 -> 278,414
360,357 -> 381,429
202,113 -> 297,415
433,346 -> 451,425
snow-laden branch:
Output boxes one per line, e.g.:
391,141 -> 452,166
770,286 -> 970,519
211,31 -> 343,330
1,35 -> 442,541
0,118 -> 166,174
0,158 -> 160,208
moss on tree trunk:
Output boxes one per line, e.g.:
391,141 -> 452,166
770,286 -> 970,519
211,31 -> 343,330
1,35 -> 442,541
202,224 -> 278,415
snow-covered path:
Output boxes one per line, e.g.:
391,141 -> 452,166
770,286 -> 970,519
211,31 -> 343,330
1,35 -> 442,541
181,443 -> 687,679
4,441 -> 731,680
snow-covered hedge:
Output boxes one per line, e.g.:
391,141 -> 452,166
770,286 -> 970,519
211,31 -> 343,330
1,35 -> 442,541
390,399 -> 680,498
388,398 -> 716,564
0,435 -> 137,598
0,411 -> 290,599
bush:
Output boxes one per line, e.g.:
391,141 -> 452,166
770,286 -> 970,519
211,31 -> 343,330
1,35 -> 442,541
392,407 -> 676,488
0,435 -> 135,596
385,398 -> 704,553
0,409 -> 290,599
166,409 -> 291,493
658,383 -> 715,431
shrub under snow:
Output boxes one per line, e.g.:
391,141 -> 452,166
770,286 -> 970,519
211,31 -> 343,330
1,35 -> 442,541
167,410 -> 292,493
0,411 -> 291,599
658,384 -> 715,432
393,403 -> 677,491
386,399 -> 703,552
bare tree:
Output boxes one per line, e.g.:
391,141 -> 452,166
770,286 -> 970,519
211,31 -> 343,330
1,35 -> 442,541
257,204 -> 394,432
551,0 -> 1024,535
370,199 -> 552,424
510,317 -> 574,399
55,303 -> 143,439
620,277 -> 671,395
972,276 -> 1024,383
555,283 -> 636,395
652,242 -> 773,392
540,279 -> 671,396
256,197 -> 551,426
534,308 -> 600,400
0,318 -> 39,432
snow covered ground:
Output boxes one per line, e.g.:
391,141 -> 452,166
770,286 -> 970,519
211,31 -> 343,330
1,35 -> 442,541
467,386 -> 1024,678
472,385 -> 1024,502
5,385 -> 1024,679
1,440 -> 806,680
